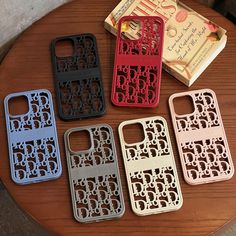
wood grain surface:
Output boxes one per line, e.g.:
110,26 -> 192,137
0,0 -> 236,235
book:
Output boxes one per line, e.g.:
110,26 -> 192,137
104,0 -> 227,86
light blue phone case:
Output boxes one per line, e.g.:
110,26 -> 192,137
4,89 -> 62,184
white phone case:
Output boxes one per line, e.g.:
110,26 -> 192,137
118,116 -> 183,216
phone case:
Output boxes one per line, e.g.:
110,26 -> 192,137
118,116 -> 183,216
169,89 -> 234,185
111,16 -> 164,108
4,89 -> 62,185
64,124 -> 125,223
51,33 -> 106,120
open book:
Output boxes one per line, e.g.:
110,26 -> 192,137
104,0 -> 227,86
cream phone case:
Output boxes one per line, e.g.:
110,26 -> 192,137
169,89 -> 234,185
118,116 -> 183,216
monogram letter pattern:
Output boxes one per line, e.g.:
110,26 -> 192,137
73,175 -> 122,220
12,138 -> 59,180
56,36 -> 97,72
169,89 -> 234,184
65,125 -> 124,223
51,34 -> 105,120
114,65 -> 158,105
112,17 -> 164,107
119,117 -> 183,216
182,138 -> 232,180
4,90 -> 61,184
59,78 -> 104,118
131,168 -> 180,212
175,92 -> 219,132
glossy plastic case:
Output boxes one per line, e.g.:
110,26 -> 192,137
118,116 -> 183,216
64,124 -> 125,223
111,16 -> 164,108
51,33 -> 106,120
4,89 -> 62,185
169,89 -> 234,185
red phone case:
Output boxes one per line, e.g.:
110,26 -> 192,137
111,16 -> 164,108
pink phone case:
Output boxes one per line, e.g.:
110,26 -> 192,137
169,89 -> 234,185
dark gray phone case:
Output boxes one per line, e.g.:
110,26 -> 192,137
64,124 -> 125,223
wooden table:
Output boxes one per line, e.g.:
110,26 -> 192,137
0,0 -> 235,235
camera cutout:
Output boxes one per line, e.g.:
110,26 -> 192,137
55,39 -> 74,57
120,19 -> 142,40
122,122 -> 145,144
8,95 -> 29,116
172,95 -> 195,115
68,130 -> 92,152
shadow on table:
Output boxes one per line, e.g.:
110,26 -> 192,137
0,181 -> 53,236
